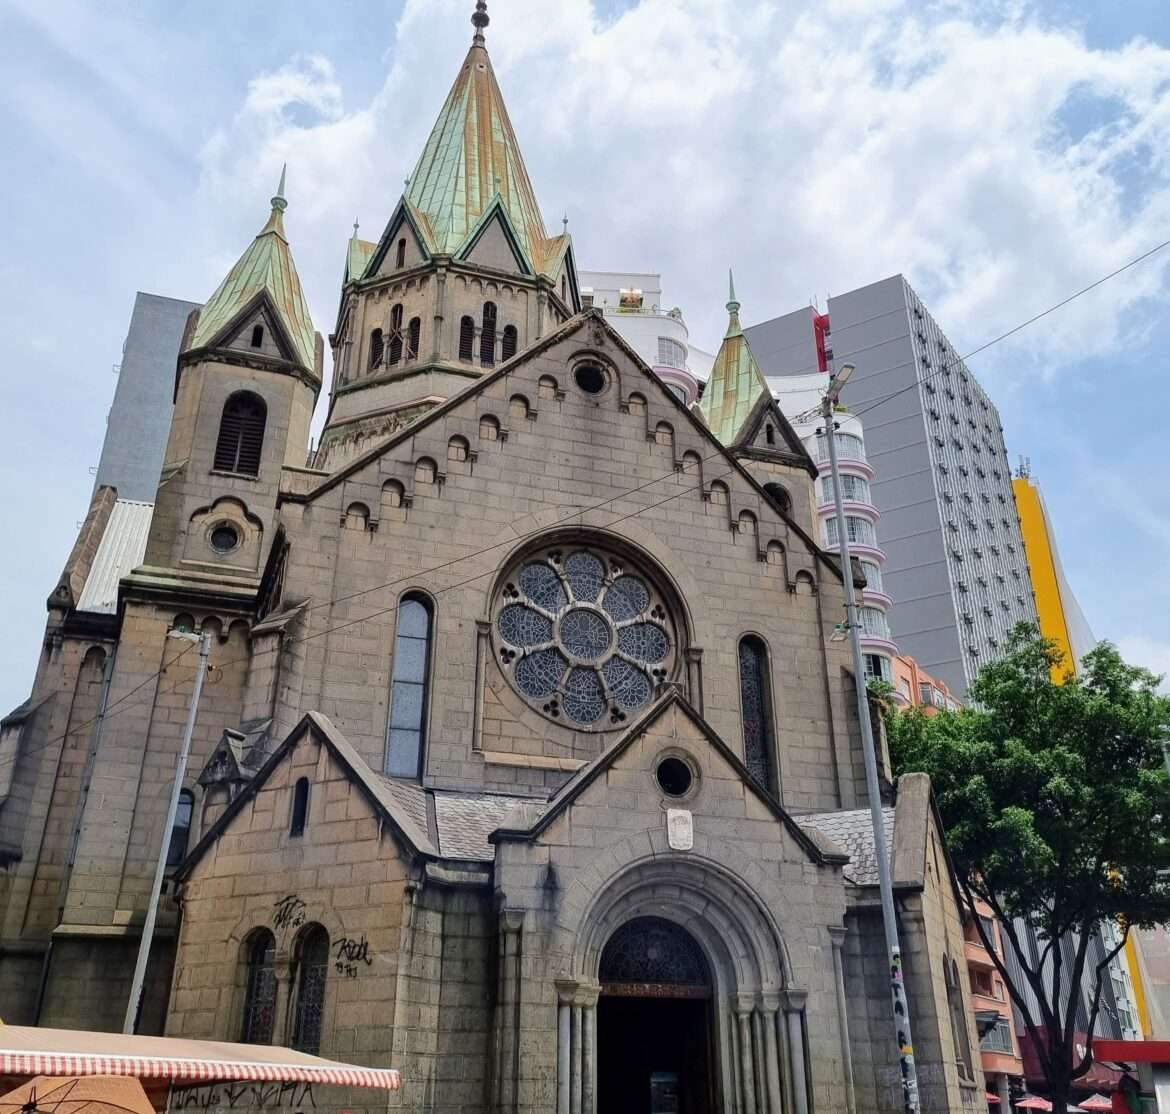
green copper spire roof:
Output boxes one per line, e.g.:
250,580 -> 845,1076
699,272 -> 772,445
404,4 -> 552,271
187,167 -> 317,372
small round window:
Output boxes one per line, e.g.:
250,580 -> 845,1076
656,756 -> 693,797
209,524 -> 240,553
574,363 -> 607,395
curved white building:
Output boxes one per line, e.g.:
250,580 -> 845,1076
769,372 -> 898,683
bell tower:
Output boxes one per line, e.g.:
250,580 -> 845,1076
142,171 -> 322,584
316,2 -> 581,470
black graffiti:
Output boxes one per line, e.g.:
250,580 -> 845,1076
173,1080 -> 316,1110
273,894 -> 307,930
334,935 -> 372,966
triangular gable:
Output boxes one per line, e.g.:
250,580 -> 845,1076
490,690 -> 840,866
456,196 -> 533,276
363,197 -> 435,280
292,309 -> 846,584
197,290 -> 301,367
734,393 -> 817,474
176,711 -> 437,880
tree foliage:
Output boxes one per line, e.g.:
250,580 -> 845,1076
887,625 -> 1170,1112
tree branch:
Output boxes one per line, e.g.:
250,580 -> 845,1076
1073,923 -> 1132,1079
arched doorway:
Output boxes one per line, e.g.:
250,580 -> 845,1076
598,916 -> 715,1114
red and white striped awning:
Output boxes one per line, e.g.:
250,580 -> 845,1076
0,1028 -> 399,1091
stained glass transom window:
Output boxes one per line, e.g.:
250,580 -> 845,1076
495,545 -> 677,728
600,916 -> 710,988
739,636 -> 776,792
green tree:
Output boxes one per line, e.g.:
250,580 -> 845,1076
887,625 -> 1170,1114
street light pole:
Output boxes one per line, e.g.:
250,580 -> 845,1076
821,365 -> 921,1113
122,627 -> 212,1034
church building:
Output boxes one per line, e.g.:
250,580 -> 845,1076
0,5 -> 985,1112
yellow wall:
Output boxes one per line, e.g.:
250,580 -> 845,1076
1013,475 -> 1076,682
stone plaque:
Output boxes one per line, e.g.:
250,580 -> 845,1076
666,808 -> 693,851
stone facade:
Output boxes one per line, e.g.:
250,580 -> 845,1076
0,8 -> 984,1113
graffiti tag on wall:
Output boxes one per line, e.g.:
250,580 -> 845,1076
334,934 -> 372,978
174,1081 -> 316,1112
273,895 -> 307,930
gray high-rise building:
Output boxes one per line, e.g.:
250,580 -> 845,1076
747,274 -> 1037,697
93,292 -> 199,502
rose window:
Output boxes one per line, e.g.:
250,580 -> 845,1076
495,546 -> 676,727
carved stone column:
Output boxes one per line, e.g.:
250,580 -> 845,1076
432,264 -> 447,362
828,927 -> 857,1114
556,980 -> 600,1114
494,909 -> 524,1113
735,999 -> 758,1114
784,990 -> 809,1114
759,994 -> 784,1114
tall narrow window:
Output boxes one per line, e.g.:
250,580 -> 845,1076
388,304 -> 404,365
738,636 -> 776,794
459,316 -> 475,362
407,317 -> 421,360
214,391 -> 266,476
241,930 -> 277,1043
386,594 -> 432,779
250,324 -> 264,349
480,302 -> 497,366
369,328 -> 384,369
501,324 -> 517,361
166,789 -> 194,868
290,777 -> 309,838
292,925 -> 330,1054
395,237 -> 406,268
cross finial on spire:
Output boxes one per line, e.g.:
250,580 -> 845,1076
472,1 -> 489,41
271,164 -> 288,213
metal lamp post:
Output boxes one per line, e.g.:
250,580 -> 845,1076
821,364 -> 921,1112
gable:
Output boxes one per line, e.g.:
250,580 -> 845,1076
492,694 -> 834,866
735,395 -> 815,472
365,199 -> 433,279
459,209 -> 530,275
201,290 -> 301,367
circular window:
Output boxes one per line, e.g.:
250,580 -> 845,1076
209,524 -> 240,553
494,544 -> 676,728
656,756 -> 693,797
574,363 -> 607,395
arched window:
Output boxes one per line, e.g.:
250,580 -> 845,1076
765,423 -> 775,446
290,777 -> 309,838
213,392 -> 266,476
479,415 -> 500,441
480,302 -> 497,366
292,925 -> 330,1054
395,237 -> 406,268
388,304 -> 404,365
368,328 -> 384,369
738,636 -> 777,794
386,594 -> 433,778
459,316 -> 475,362
561,276 -> 568,303
407,317 -> 421,360
166,789 -> 194,868
240,930 -> 277,1043
765,482 -> 792,516
501,325 -> 518,361
250,324 -> 264,349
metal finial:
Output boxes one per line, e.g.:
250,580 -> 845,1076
728,268 -> 737,307
271,163 -> 288,213
472,1 -> 489,39
562,211 -> 569,232
352,218 -> 360,239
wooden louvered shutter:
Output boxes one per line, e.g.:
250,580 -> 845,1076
501,325 -> 517,361
480,302 -> 496,366
388,304 -> 404,365
408,317 -> 421,360
215,393 -> 266,475
459,316 -> 475,361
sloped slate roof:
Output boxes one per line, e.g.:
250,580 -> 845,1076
75,499 -> 153,614
187,186 -> 317,371
345,236 -> 377,283
798,805 -> 895,886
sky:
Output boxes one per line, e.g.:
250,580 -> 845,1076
2,0 -> 1170,715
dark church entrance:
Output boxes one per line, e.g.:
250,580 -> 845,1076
597,917 -> 715,1114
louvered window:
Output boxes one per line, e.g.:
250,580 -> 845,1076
480,302 -> 497,366
388,304 -> 404,365
459,316 -> 475,361
501,324 -> 517,361
395,237 -> 406,268
368,328 -> 384,369
214,392 -> 266,476
407,317 -> 421,360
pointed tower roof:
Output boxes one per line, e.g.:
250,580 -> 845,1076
187,168 -> 317,371
699,271 -> 773,445
404,2 -> 551,270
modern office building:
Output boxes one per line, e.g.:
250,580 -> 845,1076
747,275 -> 1038,698
578,270 -> 711,404
93,292 -> 200,502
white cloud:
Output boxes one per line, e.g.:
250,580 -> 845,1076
1117,635 -> 1170,694
193,0 -> 1170,371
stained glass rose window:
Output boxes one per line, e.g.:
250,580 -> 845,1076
494,545 -> 675,727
